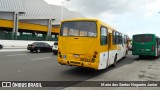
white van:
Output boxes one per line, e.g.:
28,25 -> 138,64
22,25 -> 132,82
52,41 -> 58,55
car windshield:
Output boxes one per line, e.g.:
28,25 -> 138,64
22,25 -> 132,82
60,21 -> 97,37
133,35 -> 153,42
32,42 -> 45,45
32,42 -> 40,45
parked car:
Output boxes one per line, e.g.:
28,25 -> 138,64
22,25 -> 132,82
27,42 -> 52,53
52,41 -> 58,55
0,43 -> 3,50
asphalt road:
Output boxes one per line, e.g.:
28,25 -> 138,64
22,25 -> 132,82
0,50 -> 160,90
0,51 -> 134,81
0,51 -> 107,81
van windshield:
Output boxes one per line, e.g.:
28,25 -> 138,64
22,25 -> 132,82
60,21 -> 97,37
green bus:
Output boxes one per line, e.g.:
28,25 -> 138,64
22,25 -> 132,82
132,34 -> 160,58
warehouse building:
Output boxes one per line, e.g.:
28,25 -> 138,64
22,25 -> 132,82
0,0 -> 84,41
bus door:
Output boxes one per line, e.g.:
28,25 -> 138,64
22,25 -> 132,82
108,33 -> 112,49
99,26 -> 109,69
107,33 -> 112,66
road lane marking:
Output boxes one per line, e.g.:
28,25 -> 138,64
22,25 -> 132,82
0,49 -> 27,52
7,54 -> 27,57
31,57 -> 51,61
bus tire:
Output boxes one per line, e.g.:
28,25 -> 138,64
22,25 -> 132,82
113,54 -> 117,67
125,50 -> 128,55
139,55 -> 143,59
123,50 -> 128,59
0,45 -> 3,50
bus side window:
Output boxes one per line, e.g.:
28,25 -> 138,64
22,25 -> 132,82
116,32 -> 119,44
124,35 -> 125,43
118,32 -> 121,44
120,33 -> 122,44
159,39 -> 160,47
100,26 -> 108,46
122,35 -> 124,46
112,31 -> 117,45
112,31 -> 115,44
125,35 -> 127,44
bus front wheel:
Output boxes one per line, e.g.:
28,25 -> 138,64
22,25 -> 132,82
139,55 -> 144,59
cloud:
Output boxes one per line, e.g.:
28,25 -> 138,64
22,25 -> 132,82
44,0 -> 160,36
44,0 -> 160,19
65,0 -> 146,16
144,0 -> 160,18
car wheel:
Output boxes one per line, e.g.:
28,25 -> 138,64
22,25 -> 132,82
0,45 -> 3,50
139,55 -> 143,59
30,50 -> 34,53
53,52 -> 57,55
37,49 -> 41,53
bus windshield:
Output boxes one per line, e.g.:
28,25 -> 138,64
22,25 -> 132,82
60,21 -> 97,37
133,35 -> 153,42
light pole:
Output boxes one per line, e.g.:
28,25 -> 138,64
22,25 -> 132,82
61,0 -> 70,21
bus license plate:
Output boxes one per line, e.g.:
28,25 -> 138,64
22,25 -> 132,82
141,49 -> 145,51
73,54 -> 80,58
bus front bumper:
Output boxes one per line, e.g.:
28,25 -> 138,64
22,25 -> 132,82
132,51 -> 155,56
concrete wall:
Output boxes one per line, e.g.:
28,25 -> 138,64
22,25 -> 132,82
20,19 -> 49,26
0,40 -> 55,48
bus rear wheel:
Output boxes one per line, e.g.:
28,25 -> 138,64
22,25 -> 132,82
113,54 -> 117,67
125,50 -> 128,55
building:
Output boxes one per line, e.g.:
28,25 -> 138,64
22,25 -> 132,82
0,0 -> 84,41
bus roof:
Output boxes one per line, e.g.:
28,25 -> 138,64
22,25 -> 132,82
62,18 -> 98,22
133,34 -> 160,38
61,18 -> 116,30
133,33 -> 154,36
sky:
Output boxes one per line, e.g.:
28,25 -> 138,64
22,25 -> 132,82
44,0 -> 160,38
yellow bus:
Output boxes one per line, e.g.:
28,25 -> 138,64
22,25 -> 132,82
57,18 -> 129,70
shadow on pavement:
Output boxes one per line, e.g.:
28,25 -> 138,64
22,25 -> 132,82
61,54 -> 136,80
135,56 -> 159,61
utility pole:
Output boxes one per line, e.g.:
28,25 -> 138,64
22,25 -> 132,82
61,0 -> 70,21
